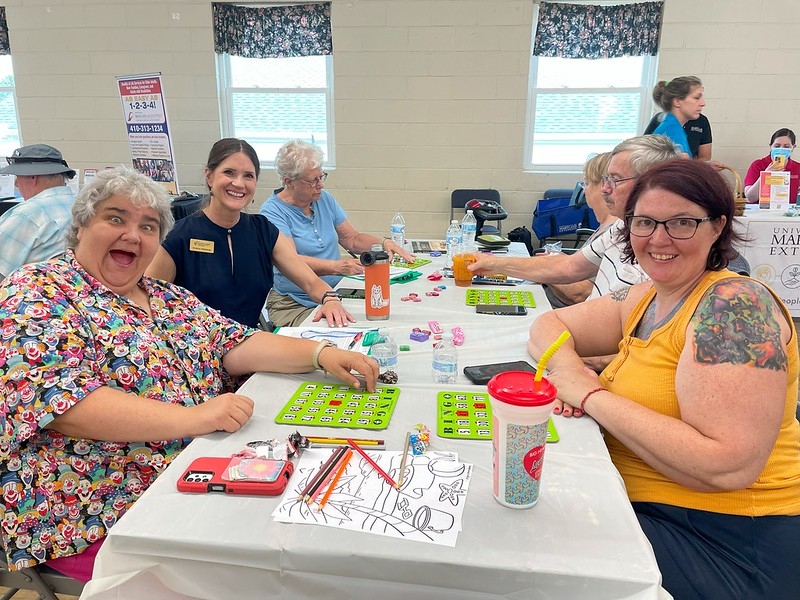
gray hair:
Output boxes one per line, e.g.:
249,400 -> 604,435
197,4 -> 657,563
612,135 -> 682,177
274,139 -> 325,182
66,167 -> 174,248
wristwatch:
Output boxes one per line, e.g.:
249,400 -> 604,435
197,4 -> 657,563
321,290 -> 341,303
312,340 -> 336,370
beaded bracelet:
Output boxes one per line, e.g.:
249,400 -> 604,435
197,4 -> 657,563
580,387 -> 605,414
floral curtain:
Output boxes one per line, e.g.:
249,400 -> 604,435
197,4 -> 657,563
533,2 -> 663,59
212,3 -> 332,59
0,7 -> 10,55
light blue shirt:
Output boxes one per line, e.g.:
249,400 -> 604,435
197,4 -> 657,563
653,113 -> 691,156
0,185 -> 75,277
260,189 -> 347,307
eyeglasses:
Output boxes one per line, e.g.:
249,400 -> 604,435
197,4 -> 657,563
601,175 -> 636,190
627,216 -> 714,240
296,172 -> 328,188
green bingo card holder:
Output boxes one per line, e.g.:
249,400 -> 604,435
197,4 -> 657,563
436,391 -> 558,442
275,382 -> 400,430
464,289 -> 536,308
392,257 -> 432,269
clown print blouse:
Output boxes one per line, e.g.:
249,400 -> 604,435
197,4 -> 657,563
0,251 -> 255,569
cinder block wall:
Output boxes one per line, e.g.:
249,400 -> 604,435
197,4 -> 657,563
5,0 -> 797,238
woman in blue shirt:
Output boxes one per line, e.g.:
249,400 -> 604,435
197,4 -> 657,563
147,139 -> 354,329
261,140 -> 415,327
651,76 -> 706,158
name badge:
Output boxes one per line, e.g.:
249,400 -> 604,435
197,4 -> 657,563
189,239 -> 215,253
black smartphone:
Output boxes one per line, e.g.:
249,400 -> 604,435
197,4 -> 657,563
463,360 -> 537,385
337,288 -> 365,299
475,304 -> 528,316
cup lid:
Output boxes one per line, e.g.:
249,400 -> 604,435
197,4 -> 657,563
487,371 -> 556,407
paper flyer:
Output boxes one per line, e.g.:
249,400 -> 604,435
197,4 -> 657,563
759,170 -> 790,211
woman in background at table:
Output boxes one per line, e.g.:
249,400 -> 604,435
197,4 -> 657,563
528,160 -> 800,599
260,139 -> 415,327
743,127 -> 800,204
146,138 -> 355,328
542,151 -> 617,308
0,167 -> 378,582
650,76 -> 705,158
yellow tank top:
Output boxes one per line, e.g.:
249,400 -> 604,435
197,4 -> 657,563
599,270 -> 800,516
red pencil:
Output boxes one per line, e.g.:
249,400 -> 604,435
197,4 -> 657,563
346,438 -> 397,488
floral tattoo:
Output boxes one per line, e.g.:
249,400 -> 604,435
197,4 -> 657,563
693,279 -> 787,370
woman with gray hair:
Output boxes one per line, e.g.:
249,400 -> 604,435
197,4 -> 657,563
260,139 -> 415,327
0,166 -> 378,582
651,76 -> 705,158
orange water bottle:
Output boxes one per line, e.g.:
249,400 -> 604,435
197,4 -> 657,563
360,244 -> 390,320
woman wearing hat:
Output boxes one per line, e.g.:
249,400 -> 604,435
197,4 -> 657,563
0,143 -> 77,278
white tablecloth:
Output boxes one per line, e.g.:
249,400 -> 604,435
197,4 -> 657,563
80,246 -> 666,600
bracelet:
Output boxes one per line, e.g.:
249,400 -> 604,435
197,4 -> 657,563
382,237 -> 391,250
312,340 -> 336,371
580,387 -> 605,414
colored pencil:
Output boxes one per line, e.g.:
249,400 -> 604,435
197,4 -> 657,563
306,436 -> 385,449
315,448 -> 353,511
296,445 -> 346,502
346,438 -> 397,488
394,431 -> 412,489
306,446 -> 349,504
303,445 -> 348,503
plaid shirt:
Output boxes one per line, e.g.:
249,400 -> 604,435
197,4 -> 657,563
0,186 -> 74,277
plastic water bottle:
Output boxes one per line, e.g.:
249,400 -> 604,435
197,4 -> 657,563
461,210 -> 477,247
390,211 -> 406,247
432,332 -> 458,384
445,219 -> 462,267
371,328 -> 398,378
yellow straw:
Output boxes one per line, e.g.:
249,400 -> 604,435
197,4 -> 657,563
535,330 -> 571,381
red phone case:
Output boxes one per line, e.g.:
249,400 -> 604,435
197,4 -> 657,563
177,456 -> 294,496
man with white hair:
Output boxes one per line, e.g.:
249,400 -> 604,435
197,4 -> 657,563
0,143 -> 76,278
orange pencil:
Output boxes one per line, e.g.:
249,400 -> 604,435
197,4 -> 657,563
346,438 -> 397,488
297,445 -> 347,502
307,447 -> 349,505
315,448 -> 353,511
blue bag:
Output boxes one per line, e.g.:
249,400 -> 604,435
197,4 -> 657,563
532,183 -> 599,242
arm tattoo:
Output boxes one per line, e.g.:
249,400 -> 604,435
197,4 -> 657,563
609,287 -> 630,303
693,279 -> 788,370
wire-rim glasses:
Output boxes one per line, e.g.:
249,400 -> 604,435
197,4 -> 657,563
601,175 -> 636,190
627,216 -> 714,240
296,172 -> 328,188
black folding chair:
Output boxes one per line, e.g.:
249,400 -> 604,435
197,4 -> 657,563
0,556 -> 84,600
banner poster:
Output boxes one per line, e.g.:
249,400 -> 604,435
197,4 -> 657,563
116,73 -> 179,195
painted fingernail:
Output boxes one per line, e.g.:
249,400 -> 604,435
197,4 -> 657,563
553,406 -> 562,414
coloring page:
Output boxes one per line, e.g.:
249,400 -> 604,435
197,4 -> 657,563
272,449 -> 472,547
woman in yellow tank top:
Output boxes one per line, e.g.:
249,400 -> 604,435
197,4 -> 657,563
528,159 -> 800,600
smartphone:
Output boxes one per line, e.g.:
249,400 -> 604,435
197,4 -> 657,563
177,457 -> 293,496
463,360 -> 537,385
336,288 -> 365,299
475,304 -> 528,316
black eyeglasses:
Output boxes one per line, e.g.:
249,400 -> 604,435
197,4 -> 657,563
601,175 -> 636,190
296,172 -> 328,188
627,216 -> 714,240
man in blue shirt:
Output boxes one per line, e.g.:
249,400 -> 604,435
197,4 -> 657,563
0,144 -> 76,278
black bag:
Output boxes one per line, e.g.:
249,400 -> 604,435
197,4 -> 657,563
507,226 -> 534,256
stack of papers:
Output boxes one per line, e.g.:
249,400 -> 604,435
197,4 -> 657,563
274,327 -> 372,354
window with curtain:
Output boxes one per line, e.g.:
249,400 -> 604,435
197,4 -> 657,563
213,2 -> 334,167
0,7 -> 21,159
524,1 -> 664,171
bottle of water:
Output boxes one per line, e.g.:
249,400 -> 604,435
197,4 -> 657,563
432,332 -> 458,384
371,328 -> 398,377
390,211 -> 406,247
461,210 -> 477,247
445,219 -> 462,267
